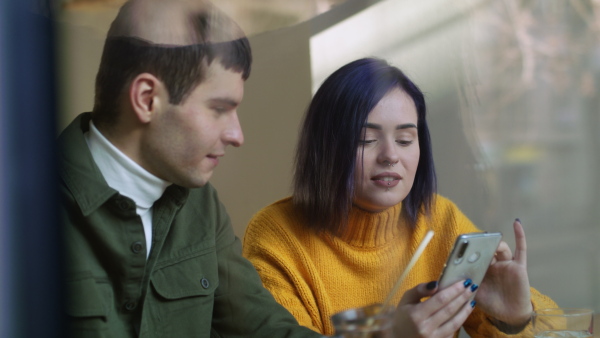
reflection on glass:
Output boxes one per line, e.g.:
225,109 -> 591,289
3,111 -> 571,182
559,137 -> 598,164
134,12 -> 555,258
311,0 -> 600,318
61,0 -> 350,36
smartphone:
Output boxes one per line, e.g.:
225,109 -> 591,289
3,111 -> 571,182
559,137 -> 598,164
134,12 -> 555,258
437,232 -> 502,293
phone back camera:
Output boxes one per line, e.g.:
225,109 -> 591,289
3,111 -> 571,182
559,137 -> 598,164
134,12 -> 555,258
454,240 -> 469,264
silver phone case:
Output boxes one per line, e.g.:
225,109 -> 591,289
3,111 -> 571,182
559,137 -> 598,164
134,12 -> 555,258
437,232 -> 502,290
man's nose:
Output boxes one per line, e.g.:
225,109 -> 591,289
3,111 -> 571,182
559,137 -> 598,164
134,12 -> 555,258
223,112 -> 244,147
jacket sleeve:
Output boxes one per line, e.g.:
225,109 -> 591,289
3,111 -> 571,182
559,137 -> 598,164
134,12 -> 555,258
209,193 -> 321,338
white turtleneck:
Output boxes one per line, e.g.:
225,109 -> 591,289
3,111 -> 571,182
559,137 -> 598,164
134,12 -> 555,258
85,120 -> 171,259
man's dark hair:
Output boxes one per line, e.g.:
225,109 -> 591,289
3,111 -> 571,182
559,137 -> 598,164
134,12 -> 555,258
293,57 -> 436,235
91,11 -> 251,128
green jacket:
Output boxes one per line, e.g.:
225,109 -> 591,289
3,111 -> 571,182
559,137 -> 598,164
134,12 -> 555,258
60,113 -> 321,338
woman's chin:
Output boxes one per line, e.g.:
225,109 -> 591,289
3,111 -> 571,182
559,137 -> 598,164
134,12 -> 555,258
353,197 -> 402,213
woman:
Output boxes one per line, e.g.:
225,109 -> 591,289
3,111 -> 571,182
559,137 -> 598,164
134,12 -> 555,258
242,58 -> 556,337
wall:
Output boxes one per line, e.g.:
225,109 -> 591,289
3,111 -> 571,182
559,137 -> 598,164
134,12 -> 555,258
210,23 -> 313,236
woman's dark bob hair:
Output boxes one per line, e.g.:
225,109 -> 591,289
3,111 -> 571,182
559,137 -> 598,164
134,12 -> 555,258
292,57 -> 436,235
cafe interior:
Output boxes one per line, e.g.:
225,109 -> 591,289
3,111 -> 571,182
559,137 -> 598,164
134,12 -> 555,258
2,0 -> 599,336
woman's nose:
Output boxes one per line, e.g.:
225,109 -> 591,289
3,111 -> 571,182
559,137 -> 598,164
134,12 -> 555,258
377,139 -> 399,166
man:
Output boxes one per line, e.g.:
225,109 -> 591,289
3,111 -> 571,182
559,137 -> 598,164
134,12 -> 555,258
59,0 -> 321,336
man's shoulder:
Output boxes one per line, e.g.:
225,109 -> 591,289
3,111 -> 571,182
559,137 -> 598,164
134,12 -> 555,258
58,113 -> 117,216
178,183 -> 228,222
58,113 -> 94,169
58,113 -> 90,147
185,182 -> 219,204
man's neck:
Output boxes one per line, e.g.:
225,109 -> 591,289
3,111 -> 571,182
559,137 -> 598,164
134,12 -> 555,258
85,119 -> 171,258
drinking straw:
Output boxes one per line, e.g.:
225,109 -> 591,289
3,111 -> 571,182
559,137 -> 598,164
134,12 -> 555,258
356,230 -> 434,337
381,230 -> 435,311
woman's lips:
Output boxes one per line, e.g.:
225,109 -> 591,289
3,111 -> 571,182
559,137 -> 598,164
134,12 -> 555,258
371,172 -> 401,188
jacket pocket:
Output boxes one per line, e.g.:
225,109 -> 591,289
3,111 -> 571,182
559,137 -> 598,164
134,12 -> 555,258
65,273 -> 110,332
149,248 -> 219,335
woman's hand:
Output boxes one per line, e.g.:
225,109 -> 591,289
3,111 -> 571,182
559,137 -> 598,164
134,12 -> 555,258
475,219 -> 533,327
393,280 -> 475,338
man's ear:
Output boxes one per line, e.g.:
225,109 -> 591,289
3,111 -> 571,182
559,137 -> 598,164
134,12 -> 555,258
129,73 -> 166,124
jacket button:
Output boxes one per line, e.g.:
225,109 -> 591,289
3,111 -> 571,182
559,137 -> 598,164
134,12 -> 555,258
201,278 -> 210,289
131,241 -> 144,254
116,199 -> 134,211
124,301 -> 137,311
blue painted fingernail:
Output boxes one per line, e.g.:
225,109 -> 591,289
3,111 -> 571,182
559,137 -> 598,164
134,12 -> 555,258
470,300 -> 476,308
426,281 -> 438,290
515,218 -> 521,223
470,284 -> 479,292
464,279 -> 472,288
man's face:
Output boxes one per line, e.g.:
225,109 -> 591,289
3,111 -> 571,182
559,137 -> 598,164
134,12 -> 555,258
140,62 -> 245,187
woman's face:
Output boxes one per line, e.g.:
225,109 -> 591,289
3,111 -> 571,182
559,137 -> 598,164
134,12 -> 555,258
353,87 -> 420,212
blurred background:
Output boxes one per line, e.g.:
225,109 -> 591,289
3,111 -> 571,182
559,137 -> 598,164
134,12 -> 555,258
2,0 -> 599,336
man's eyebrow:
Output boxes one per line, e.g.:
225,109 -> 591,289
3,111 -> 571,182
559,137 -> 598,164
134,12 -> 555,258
208,98 -> 239,107
364,123 -> 417,130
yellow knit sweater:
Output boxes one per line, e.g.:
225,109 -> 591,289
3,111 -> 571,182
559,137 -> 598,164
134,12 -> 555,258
242,195 -> 557,337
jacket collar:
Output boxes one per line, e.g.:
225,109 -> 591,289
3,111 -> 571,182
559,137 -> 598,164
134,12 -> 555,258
59,113 -> 118,216
59,113 -> 191,216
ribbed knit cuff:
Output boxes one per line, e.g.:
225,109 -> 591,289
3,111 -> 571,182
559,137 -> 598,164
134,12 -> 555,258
487,316 -> 531,335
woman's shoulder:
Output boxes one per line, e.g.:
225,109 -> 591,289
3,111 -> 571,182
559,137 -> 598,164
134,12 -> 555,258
245,196 -> 304,237
249,196 -> 296,223
430,193 -> 461,212
244,196 -> 316,252
426,193 -> 479,233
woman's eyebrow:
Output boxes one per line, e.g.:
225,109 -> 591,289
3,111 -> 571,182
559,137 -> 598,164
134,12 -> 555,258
365,123 -> 382,130
397,123 -> 417,130
364,123 -> 417,130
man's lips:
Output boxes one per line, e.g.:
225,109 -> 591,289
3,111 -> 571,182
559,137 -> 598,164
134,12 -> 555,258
207,154 -> 224,166
371,172 -> 402,188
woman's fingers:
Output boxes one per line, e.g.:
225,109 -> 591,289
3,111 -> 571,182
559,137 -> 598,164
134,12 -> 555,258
399,281 -> 439,305
395,280 -> 476,337
428,280 -> 475,323
435,299 -> 475,336
512,219 -> 527,265
414,280 -> 476,336
493,219 -> 527,265
494,241 -> 513,261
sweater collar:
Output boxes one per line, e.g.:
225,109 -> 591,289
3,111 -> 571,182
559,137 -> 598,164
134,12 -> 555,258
338,203 -> 403,248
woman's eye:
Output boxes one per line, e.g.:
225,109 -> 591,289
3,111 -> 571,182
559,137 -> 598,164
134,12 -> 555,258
397,140 -> 414,146
358,140 -> 376,145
